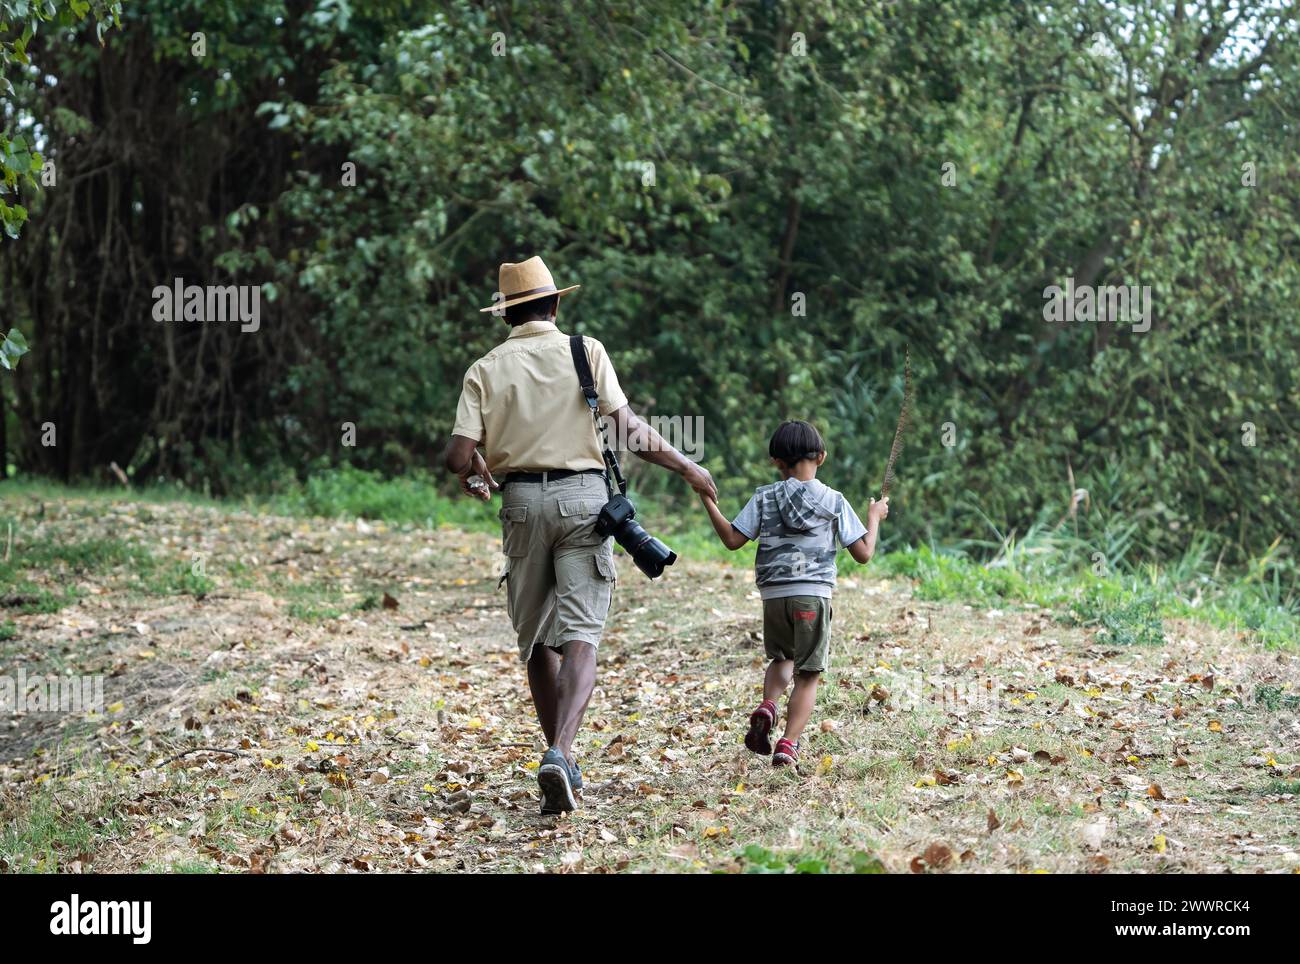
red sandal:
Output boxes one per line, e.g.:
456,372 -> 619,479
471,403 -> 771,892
773,738 -> 800,767
744,699 -> 777,755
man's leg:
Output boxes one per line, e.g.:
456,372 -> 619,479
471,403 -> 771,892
526,643 -> 561,746
552,640 -> 596,764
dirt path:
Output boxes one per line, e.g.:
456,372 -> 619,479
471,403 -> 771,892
2,494 -> 1298,873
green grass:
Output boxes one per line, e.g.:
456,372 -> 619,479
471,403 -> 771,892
141,859 -> 221,874
0,762 -> 131,872
737,843 -> 886,874
138,561 -> 216,598
0,535 -> 152,614
265,464 -> 500,535
1060,584 -> 1164,646
0,526 -> 218,612
1,477 -> 229,511
1253,684 -> 1300,712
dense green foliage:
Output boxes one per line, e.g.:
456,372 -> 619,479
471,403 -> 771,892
2,1 -> 1298,586
0,0 -> 119,242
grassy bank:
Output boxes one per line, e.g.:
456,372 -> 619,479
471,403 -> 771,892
3,468 -> 1296,650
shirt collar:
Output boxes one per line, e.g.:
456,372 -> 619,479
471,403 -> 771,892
506,320 -> 559,339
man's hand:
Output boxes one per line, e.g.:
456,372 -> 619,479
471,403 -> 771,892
680,461 -> 718,502
609,405 -> 718,501
444,434 -> 498,501
868,496 -> 890,524
458,450 -> 498,501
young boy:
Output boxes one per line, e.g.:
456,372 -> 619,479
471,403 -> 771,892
700,420 -> 888,767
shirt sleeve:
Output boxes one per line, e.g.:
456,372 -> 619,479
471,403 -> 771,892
836,495 -> 868,548
731,494 -> 761,540
587,338 -> 629,417
451,365 -> 485,443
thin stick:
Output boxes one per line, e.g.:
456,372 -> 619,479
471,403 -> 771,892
151,746 -> 251,769
880,348 -> 913,498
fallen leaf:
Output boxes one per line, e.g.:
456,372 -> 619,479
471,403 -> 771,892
1080,817 -> 1109,851
919,842 -> 954,871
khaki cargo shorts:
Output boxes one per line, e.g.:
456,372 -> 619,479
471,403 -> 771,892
762,595 -> 833,673
498,472 -> 616,662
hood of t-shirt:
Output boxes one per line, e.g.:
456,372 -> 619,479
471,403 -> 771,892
773,478 -> 838,532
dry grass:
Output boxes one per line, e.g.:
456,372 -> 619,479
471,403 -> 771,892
2,493 -> 1298,873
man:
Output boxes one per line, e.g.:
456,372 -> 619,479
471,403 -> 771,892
443,256 -> 716,814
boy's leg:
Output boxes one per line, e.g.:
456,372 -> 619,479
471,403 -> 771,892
764,658 -> 794,702
782,670 -> 821,744
776,595 -> 831,753
746,659 -> 791,755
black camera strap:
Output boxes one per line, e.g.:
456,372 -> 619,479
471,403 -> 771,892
569,335 -> 628,497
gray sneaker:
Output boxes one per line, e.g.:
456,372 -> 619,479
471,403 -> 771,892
538,747 -> 577,814
570,758 -> 583,791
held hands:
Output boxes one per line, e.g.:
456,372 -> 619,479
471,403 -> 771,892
868,495 -> 890,525
680,461 -> 718,502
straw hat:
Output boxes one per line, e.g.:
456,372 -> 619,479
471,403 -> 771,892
478,256 -> 580,313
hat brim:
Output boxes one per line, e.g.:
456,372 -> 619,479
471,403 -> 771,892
479,284 -> 580,313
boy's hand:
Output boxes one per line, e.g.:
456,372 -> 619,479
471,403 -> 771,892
680,462 -> 718,502
868,496 -> 890,524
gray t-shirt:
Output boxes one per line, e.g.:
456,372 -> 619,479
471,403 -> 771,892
731,478 -> 867,600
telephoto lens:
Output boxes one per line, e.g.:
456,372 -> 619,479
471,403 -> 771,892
595,495 -> 678,579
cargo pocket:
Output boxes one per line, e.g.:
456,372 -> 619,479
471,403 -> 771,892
498,555 -> 511,600
559,497 -> 606,547
499,504 -> 530,557
594,549 -> 616,617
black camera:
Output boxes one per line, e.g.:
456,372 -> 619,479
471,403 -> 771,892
595,494 -> 677,579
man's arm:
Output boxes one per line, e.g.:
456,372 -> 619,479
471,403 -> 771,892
608,404 -> 717,501
442,434 -> 498,501
699,494 -> 750,550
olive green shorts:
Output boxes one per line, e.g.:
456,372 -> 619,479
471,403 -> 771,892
762,595 -> 833,673
498,473 -> 616,662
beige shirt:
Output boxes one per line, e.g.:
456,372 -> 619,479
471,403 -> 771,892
452,320 -> 629,475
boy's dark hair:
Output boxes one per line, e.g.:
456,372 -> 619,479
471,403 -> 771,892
504,293 -> 559,326
769,420 -> 826,465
